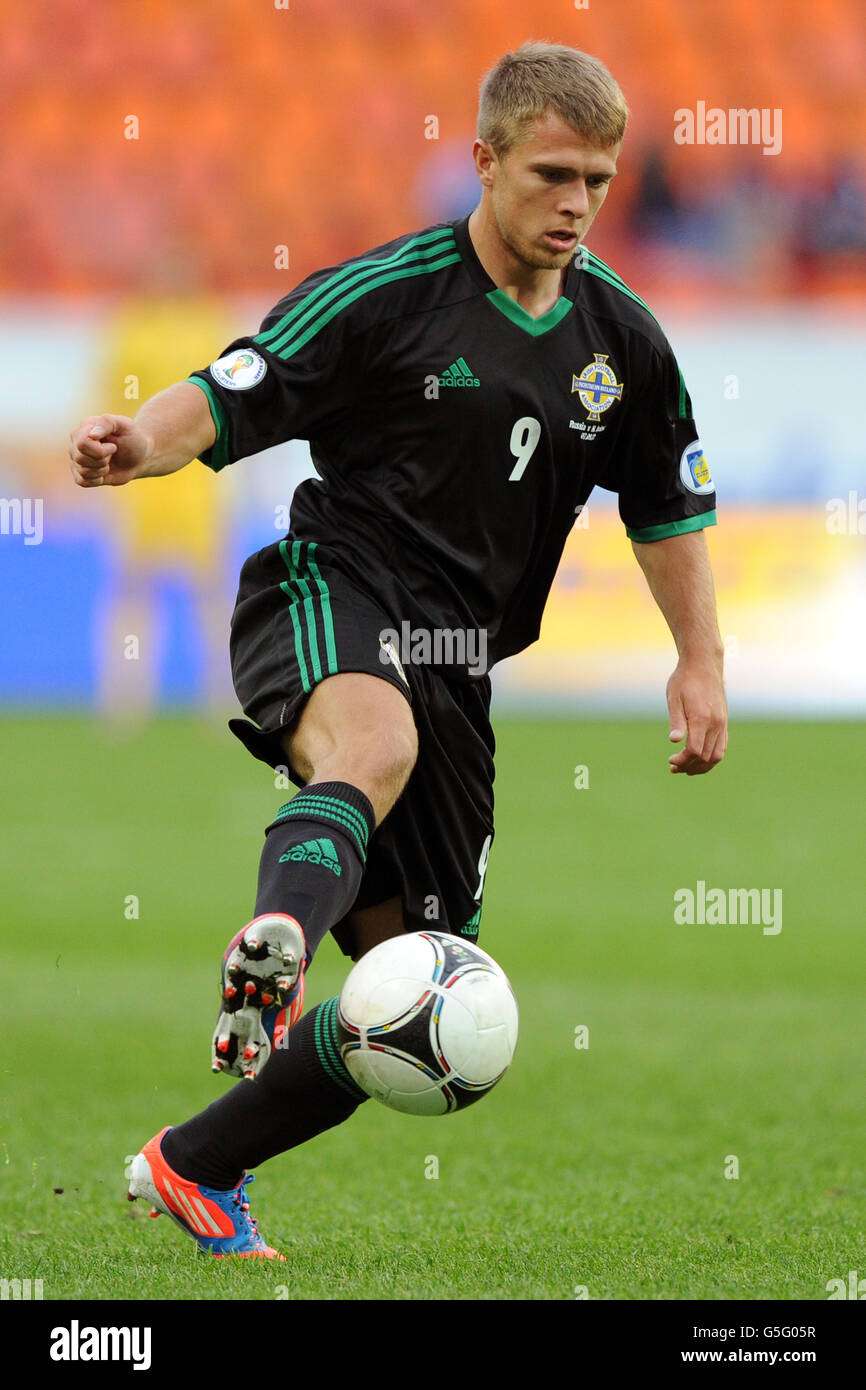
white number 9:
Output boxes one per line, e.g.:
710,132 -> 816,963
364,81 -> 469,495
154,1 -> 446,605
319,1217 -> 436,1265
508,416 -> 541,481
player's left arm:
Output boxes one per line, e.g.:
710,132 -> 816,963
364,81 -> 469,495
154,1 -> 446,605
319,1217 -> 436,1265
631,528 -> 727,775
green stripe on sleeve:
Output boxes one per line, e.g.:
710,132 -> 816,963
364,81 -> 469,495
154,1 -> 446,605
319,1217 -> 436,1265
627,510 -> 717,543
269,253 -> 461,360
255,228 -> 457,350
186,375 -> 230,472
582,249 -> 656,317
582,251 -> 693,420
581,257 -> 661,327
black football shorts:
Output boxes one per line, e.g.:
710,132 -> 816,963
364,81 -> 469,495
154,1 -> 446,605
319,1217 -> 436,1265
227,536 -> 495,954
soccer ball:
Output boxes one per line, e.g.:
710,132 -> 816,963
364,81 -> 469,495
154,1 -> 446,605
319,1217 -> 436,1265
336,931 -> 518,1115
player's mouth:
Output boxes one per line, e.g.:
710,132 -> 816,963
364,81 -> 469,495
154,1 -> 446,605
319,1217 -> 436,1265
543,229 -> 579,252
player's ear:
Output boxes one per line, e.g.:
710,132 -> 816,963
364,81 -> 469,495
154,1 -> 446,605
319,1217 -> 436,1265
472,138 -> 496,185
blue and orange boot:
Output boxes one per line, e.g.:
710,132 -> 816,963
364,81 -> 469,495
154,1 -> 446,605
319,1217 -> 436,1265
125,1127 -> 284,1259
212,914 -> 307,1080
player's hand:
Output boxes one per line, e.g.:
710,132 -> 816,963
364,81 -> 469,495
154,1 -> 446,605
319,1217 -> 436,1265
666,656 -> 727,775
68,414 -> 151,488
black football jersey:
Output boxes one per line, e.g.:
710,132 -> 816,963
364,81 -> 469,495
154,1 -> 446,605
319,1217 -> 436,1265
188,216 -> 716,677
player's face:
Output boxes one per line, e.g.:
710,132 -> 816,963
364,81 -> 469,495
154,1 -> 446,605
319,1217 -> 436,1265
479,113 -> 620,271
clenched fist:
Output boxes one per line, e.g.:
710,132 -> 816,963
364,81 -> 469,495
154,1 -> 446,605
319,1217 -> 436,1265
68,414 -> 151,488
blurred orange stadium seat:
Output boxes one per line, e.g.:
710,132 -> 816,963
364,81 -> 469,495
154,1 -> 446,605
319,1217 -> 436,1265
1,0 -> 862,300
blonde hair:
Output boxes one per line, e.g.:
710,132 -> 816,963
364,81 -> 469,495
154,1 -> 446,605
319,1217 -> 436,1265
478,41 -> 628,156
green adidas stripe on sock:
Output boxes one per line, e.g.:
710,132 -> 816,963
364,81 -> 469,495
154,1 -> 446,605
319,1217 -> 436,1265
277,794 -> 370,845
314,997 -> 368,1101
274,795 -> 370,857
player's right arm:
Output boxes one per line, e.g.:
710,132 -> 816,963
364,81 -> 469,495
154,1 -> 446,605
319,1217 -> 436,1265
72,253 -> 370,488
68,381 -> 216,488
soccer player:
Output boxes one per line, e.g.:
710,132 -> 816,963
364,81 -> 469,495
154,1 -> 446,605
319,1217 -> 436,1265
69,43 -> 727,1259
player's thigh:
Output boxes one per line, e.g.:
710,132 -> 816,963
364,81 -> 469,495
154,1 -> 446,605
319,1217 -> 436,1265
280,671 -> 418,795
344,895 -> 406,962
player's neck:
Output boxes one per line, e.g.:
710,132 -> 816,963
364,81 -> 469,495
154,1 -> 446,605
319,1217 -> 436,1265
467,206 -> 567,319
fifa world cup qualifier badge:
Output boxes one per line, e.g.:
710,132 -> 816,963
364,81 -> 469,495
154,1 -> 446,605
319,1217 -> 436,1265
210,348 -> 268,390
680,438 -> 713,494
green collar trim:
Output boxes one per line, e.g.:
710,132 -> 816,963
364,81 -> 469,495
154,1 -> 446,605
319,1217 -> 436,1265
486,288 -> 574,336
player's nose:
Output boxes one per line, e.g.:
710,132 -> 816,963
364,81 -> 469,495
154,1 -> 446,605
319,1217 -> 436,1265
559,182 -> 590,219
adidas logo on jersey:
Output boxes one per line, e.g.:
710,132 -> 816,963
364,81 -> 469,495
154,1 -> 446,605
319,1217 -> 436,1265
279,837 -> 342,876
439,356 -> 480,387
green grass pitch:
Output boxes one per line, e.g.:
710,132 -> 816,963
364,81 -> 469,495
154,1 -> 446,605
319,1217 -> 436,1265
1,714 -> 863,1301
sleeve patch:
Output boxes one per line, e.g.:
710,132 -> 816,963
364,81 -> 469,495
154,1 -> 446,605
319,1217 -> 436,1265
679,437 -> 713,495
209,349 -> 268,391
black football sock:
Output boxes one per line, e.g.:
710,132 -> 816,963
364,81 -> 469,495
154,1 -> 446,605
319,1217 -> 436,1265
161,997 -> 367,1188
160,785 -> 376,1187
253,781 -> 375,965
